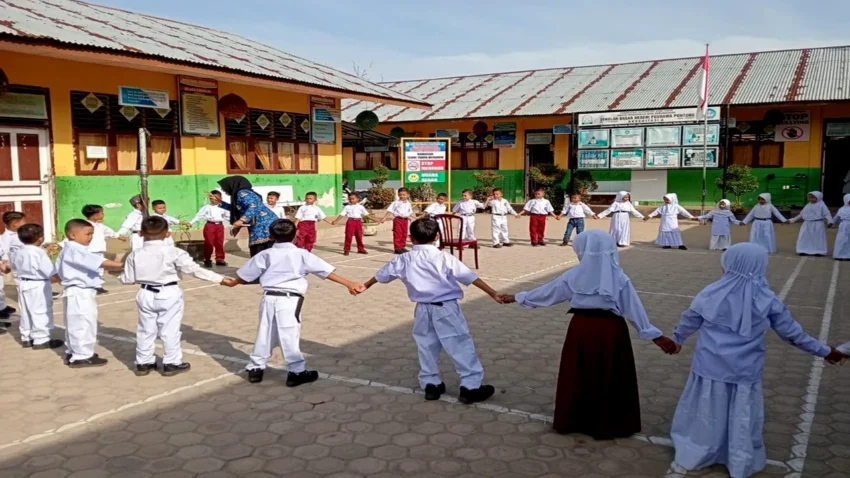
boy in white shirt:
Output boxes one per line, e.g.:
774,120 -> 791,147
267,191 -> 287,219
486,188 -> 518,248
223,219 -> 363,386
11,224 -> 61,350
120,216 -> 226,377
294,191 -> 333,252
332,192 -> 378,256
423,193 -> 448,219
56,204 -> 126,294
358,218 -> 502,403
558,193 -> 595,246
55,219 -> 124,367
452,189 -> 485,241
190,190 -> 231,268
517,188 -> 556,246
152,199 -> 189,247
381,187 -> 415,254
117,195 -> 146,251
0,211 -> 25,320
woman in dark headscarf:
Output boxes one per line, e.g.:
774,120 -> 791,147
217,176 -> 277,256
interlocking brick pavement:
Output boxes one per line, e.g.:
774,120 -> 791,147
0,217 -> 847,477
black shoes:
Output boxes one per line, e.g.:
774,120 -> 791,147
248,368 -> 264,383
96,288 -> 109,295
135,363 -> 157,376
503,243 -> 513,247
424,382 -> 446,401
458,384 -> 496,405
216,261 -> 228,266
69,356 -> 108,368
343,251 -> 350,256
32,339 -> 64,350
162,363 -> 191,377
0,306 -> 15,319
0,321 -> 11,327
560,242 -> 570,247
538,242 -> 546,247
662,246 -> 672,249
203,260 -> 213,268
679,245 -> 688,250
493,244 -> 503,249
21,340 -> 32,348
357,250 -> 368,254
286,370 -> 319,387
394,249 -> 409,254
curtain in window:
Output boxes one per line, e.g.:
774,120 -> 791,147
451,150 -> 463,169
369,152 -> 383,169
466,150 -> 481,169
151,137 -> 172,171
731,144 -> 753,166
387,151 -> 399,169
299,143 -> 315,171
758,144 -> 782,166
354,152 -> 369,170
116,135 -> 139,171
254,141 -> 272,170
229,141 -> 248,170
278,142 -> 295,170
78,133 -> 109,171
483,150 -> 498,169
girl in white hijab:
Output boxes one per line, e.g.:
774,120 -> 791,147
695,199 -> 741,250
741,193 -> 787,253
644,193 -> 694,249
789,191 -> 834,256
832,193 -> 850,260
670,243 -> 846,478
499,230 -> 677,439
596,191 -> 644,247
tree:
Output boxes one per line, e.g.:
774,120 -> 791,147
716,164 -> 759,212
472,170 -> 504,202
367,164 -> 394,209
529,164 -> 568,210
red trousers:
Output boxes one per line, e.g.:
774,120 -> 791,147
392,217 -> 409,250
296,221 -> 317,251
529,214 -> 547,245
344,219 -> 366,252
202,223 -> 225,262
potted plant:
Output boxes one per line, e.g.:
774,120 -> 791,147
568,170 -> 598,203
367,164 -> 395,210
472,170 -> 504,202
410,183 -> 438,212
362,215 -> 379,236
530,164 -> 567,211
715,164 -> 759,218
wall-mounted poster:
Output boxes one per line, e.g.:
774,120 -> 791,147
682,147 -> 719,168
611,128 -> 643,148
577,150 -> 610,169
645,126 -> 681,147
577,129 -> 609,148
682,124 -> 720,146
773,110 -> 810,142
645,148 -> 681,168
178,76 -> 220,136
493,123 -> 516,148
610,149 -> 644,169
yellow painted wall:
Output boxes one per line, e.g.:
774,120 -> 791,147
0,51 -> 342,177
373,116 -> 572,170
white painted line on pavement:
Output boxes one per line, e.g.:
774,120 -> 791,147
786,260 -> 839,477
52,283 -> 221,317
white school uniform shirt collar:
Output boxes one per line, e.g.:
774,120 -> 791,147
153,213 -> 180,226
375,244 -> 478,303
425,202 -> 447,216
190,204 -> 229,225
55,240 -> 105,288
341,204 -> 368,218
295,204 -> 326,221
10,244 -> 54,280
269,203 -> 287,219
523,198 -> 553,214
236,242 -> 335,294
119,240 -> 223,286
118,209 -> 144,235
489,198 -> 515,215
561,201 -> 591,218
453,199 -> 481,215
387,200 -> 412,217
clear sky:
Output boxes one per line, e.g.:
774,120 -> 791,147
94,0 -> 850,82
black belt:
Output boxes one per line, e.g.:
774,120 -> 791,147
612,211 -> 628,214
492,213 -> 508,216
206,221 -> 223,224
754,218 -> 771,221
348,218 -> 363,221
567,217 -> 585,220
460,213 -> 474,216
140,282 -> 178,293
20,278 -> 48,281
529,213 -> 547,216
568,308 -> 621,319
264,291 -> 305,322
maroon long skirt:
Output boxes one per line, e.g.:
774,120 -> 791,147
553,308 -> 641,440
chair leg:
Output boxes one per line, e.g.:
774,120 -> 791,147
474,244 -> 479,269
458,245 -> 463,262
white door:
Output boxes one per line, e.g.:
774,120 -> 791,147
0,128 -> 54,240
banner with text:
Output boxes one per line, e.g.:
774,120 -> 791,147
178,76 -> 220,137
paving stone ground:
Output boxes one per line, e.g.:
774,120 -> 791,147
0,217 -> 848,477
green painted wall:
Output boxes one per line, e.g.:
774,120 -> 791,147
343,169 -> 526,203
55,173 -> 341,231
667,167 -> 820,207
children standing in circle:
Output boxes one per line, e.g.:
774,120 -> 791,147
558,193 -> 594,246
740,193 -> 788,254
597,191 -> 644,247
789,191 -> 834,256
645,193 -> 694,250
694,199 -> 741,251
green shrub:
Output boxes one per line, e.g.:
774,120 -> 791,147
409,183 -> 438,211
472,170 -> 504,202
716,164 -> 759,212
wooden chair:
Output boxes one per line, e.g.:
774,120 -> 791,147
435,214 -> 479,269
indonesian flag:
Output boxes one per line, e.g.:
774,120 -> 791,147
697,44 -> 710,118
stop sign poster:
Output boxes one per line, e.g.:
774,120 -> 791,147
773,110 -> 810,142
404,139 -> 448,183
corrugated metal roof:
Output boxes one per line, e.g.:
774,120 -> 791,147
343,45 -> 850,123
0,0 -> 428,107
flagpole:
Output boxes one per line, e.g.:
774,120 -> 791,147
700,43 -> 709,217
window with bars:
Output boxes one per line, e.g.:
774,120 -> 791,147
224,109 -> 316,173
730,121 -> 784,167
70,91 -> 180,175
353,150 -> 398,170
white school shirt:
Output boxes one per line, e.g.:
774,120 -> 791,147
237,242 -> 335,294
119,240 -> 223,286
523,198 -> 554,215
387,200 -> 413,218
424,202 -> 447,217
375,244 -> 478,303
452,199 -> 483,216
10,245 -> 54,281
60,221 -> 119,254
341,204 -> 369,220
790,201 -> 833,224
153,213 -> 181,226
0,230 -> 23,261
488,198 -> 517,216
560,202 -> 593,218
295,204 -> 326,222
742,204 -> 787,224
698,210 -> 741,236
269,204 -> 287,219
54,240 -> 105,288
117,209 -> 144,236
189,204 -> 230,225
648,204 -> 694,232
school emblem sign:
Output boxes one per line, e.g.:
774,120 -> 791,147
401,138 -> 450,187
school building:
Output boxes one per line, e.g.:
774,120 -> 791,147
342,46 -> 850,209
0,0 -> 428,239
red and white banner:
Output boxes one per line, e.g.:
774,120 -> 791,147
697,44 -> 710,119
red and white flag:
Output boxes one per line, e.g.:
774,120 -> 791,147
697,44 -> 710,118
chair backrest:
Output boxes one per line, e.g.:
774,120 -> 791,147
435,214 -> 462,243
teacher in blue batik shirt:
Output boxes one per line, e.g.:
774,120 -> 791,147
216,176 -> 277,257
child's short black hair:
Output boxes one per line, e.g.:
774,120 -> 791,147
410,218 -> 440,244
267,191 -> 280,199
141,216 -> 169,236
436,193 -> 448,199
151,199 -> 166,207
534,187 -> 545,193
397,187 -> 409,194
64,218 -> 93,235
271,219 -> 297,243
2,211 -> 24,226
348,192 -> 360,199
492,187 -> 503,194
81,204 -> 103,219
461,189 -> 473,195
210,190 -> 222,197
17,224 -> 44,245
305,191 -> 317,198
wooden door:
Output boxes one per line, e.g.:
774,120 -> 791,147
0,129 -> 53,238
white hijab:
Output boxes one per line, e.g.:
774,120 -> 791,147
615,191 -> 629,203
837,193 -> 850,221
800,191 -> 828,221
689,242 -> 779,337
712,199 -> 736,218
751,192 -> 774,218
611,191 -> 633,212
569,230 -> 629,301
